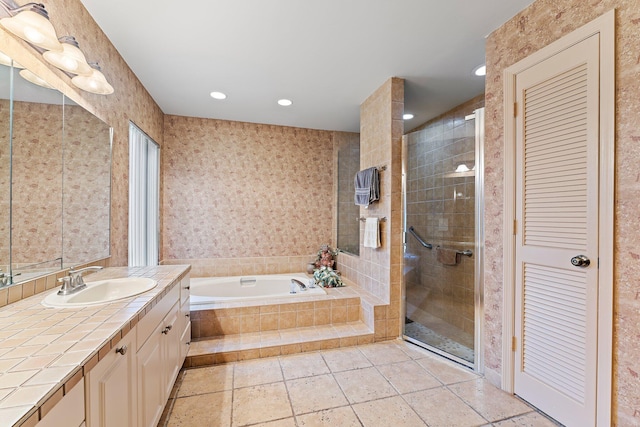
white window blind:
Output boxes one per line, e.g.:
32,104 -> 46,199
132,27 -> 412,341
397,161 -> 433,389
129,123 -> 159,267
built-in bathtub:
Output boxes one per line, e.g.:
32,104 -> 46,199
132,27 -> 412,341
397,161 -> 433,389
190,273 -> 326,305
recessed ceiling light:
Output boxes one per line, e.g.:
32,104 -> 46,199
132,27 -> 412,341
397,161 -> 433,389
473,65 -> 486,77
210,91 -> 227,100
278,99 -> 292,106
403,113 -> 414,120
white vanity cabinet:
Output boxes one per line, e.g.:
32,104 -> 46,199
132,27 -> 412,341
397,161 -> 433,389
83,275 -> 189,427
85,328 -> 138,427
136,283 -> 184,427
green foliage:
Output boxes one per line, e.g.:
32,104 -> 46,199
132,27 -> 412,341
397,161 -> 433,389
313,266 -> 344,288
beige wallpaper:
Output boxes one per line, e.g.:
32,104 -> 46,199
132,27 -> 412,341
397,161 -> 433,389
162,115 -> 335,260
62,104 -> 111,265
485,1 -> 640,424
0,99 -> 10,267
11,101 -> 63,265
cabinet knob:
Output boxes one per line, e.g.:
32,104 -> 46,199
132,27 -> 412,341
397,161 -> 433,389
184,286 -> 190,290
185,313 -> 190,318
162,325 -> 172,334
116,345 -> 127,355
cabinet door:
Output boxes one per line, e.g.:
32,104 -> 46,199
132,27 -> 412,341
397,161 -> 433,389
163,307 -> 181,399
137,324 -> 164,427
180,310 -> 191,362
86,329 -> 137,427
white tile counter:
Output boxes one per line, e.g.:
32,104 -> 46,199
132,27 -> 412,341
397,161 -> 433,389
0,265 -> 190,427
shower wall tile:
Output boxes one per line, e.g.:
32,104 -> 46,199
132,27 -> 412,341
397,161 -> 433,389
485,0 -> 640,422
342,77 -> 403,340
404,95 -> 483,338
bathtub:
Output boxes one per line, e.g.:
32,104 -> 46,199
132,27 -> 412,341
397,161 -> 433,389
190,273 -> 327,304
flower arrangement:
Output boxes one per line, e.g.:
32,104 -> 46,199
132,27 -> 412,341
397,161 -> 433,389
312,244 -> 344,288
314,244 -> 339,269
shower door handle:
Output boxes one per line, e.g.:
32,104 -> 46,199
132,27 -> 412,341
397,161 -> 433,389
570,255 -> 590,268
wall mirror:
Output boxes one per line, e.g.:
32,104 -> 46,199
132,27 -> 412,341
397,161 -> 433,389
0,52 -> 111,286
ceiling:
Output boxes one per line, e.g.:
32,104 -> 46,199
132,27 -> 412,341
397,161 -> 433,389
79,0 -> 534,133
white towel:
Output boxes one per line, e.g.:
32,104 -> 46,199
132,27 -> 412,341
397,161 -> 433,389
363,217 -> 380,248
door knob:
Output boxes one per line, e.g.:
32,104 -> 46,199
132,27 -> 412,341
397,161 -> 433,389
570,255 -> 590,267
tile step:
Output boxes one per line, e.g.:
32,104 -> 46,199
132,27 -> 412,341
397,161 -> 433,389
185,321 -> 374,367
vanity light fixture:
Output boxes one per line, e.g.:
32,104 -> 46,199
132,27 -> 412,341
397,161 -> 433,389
277,98 -> 292,106
403,113 -> 414,120
43,36 -> 92,75
473,64 -> 486,77
0,50 -> 23,68
0,1 -> 62,52
210,91 -> 227,100
19,68 -> 54,89
0,1 -> 113,95
71,62 -> 114,95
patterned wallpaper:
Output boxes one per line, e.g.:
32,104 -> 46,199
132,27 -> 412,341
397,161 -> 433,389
0,99 -> 9,267
162,115 -> 335,260
62,104 -> 111,265
11,101 -> 63,265
485,1 -> 640,423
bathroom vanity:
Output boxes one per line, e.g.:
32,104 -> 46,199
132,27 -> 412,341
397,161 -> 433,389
0,265 -> 191,427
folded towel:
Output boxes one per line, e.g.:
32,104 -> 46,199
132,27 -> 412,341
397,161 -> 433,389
436,247 -> 459,265
363,217 -> 380,248
354,167 -> 380,206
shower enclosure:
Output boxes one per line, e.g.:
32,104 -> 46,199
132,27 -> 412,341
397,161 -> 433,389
402,106 -> 484,370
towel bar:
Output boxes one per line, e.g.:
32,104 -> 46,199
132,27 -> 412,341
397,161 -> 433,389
435,245 -> 473,257
359,217 -> 386,222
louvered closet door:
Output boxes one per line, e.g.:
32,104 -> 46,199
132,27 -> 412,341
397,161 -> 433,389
514,34 -> 599,427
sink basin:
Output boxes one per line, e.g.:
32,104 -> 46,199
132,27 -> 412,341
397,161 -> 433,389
42,277 -> 157,308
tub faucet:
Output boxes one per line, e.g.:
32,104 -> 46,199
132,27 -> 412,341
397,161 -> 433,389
58,266 -> 103,295
0,270 -> 20,287
290,278 -> 307,293
0,270 -> 9,287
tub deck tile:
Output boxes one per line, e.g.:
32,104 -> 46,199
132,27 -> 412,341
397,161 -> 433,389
186,321 -> 374,367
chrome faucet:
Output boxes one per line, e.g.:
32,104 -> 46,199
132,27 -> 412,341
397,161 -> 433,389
290,278 -> 307,294
57,266 -> 103,296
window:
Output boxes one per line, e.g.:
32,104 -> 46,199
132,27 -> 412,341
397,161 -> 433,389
128,122 -> 159,266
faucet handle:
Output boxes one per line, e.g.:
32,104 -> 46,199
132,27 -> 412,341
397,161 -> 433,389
57,276 -> 73,295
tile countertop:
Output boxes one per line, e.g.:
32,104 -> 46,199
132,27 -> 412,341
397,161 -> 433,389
0,265 -> 191,427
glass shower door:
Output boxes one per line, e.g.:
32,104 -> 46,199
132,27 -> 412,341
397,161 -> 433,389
403,107 -> 484,369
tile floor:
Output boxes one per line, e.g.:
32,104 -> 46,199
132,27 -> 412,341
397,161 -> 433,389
162,340 -> 562,427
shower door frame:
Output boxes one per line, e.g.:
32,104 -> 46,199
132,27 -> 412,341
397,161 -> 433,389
401,107 -> 485,373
